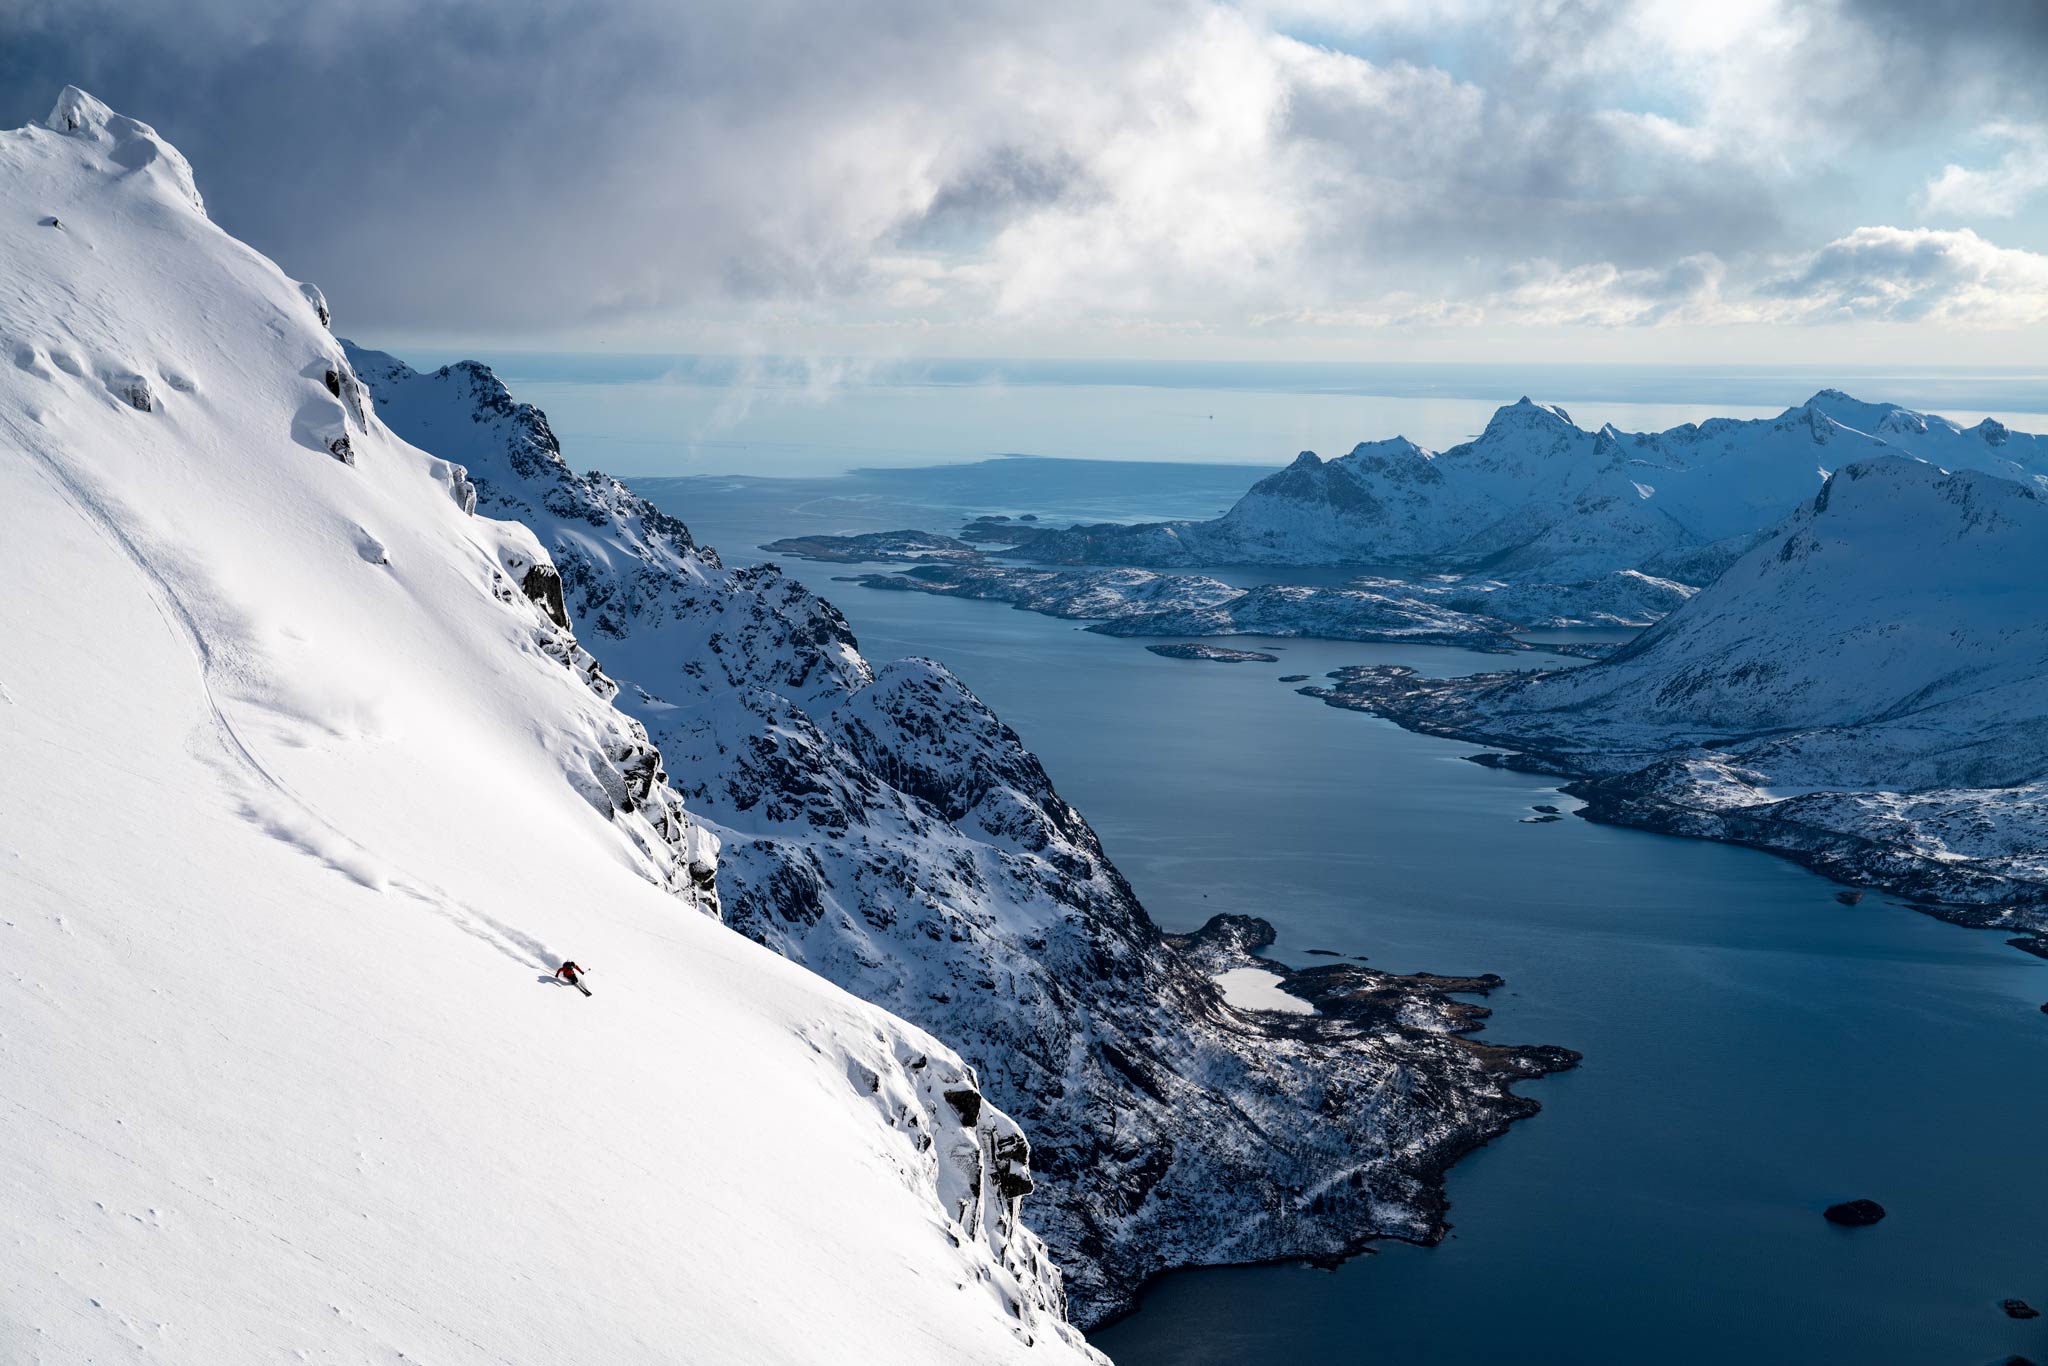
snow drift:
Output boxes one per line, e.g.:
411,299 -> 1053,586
0,88 -> 1101,1364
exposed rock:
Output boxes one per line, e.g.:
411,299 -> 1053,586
1823,1199 -> 1886,1226
1835,890 -> 1865,905
2005,1299 -> 2041,1319
519,562 -> 571,631
1278,673 -> 1311,682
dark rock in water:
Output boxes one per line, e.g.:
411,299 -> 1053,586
1019,513 -> 1039,522
2001,1357 -> 2038,1366
1823,1198 -> 1886,1226
1531,804 -> 1561,814
1303,949 -> 1344,957
1521,813 -> 1563,824
2010,935 -> 2048,961
1835,890 -> 1865,905
2004,1298 -> 2040,1319
1278,673 -> 1311,682
1147,643 -> 1280,663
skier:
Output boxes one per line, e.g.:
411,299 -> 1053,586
555,960 -> 592,997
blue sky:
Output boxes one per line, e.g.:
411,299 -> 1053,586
5,0 -> 2045,364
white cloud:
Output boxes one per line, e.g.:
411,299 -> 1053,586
1759,225 -> 2048,325
1266,227 -> 2048,332
1921,122 -> 2048,218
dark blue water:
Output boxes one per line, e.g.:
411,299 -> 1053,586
644,467 -> 2048,1366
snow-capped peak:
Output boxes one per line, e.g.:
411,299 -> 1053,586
43,84 -> 205,213
1011,388 -> 2047,577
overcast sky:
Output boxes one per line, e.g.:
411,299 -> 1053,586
7,0 -> 2047,362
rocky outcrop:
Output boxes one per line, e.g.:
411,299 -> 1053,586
1824,1199 -> 1886,1226
346,344 -> 1575,1327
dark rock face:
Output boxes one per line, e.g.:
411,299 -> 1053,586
1823,1198 -> 1886,1226
519,564 -> 570,631
2005,1299 -> 2041,1319
1835,890 -> 1865,905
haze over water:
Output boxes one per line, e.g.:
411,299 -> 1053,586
398,355 -> 2048,479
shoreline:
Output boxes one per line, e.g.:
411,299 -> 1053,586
1296,670 -> 2048,957
1092,913 -> 1581,1337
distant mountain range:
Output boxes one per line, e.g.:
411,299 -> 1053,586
1005,392 -> 2048,582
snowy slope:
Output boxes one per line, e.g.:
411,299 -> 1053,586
1012,394 -> 2048,582
0,89 -> 1102,1364
1305,458 -> 2048,918
341,353 -> 1574,1321
1445,459 -> 2048,784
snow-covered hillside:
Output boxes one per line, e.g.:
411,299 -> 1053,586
1011,394 -> 2048,582
1306,458 -> 2048,922
342,352 -> 1575,1319
0,89 -> 1103,1364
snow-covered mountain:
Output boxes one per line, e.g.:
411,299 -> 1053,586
342,358 -> 1575,1317
1,89 -> 1103,1364
1010,395 -> 2048,582
1306,458 -> 2048,923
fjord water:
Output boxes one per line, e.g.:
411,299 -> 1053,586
648,469 -> 2048,1366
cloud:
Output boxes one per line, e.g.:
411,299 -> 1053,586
2,0 -> 2045,347
1921,122 -> 2048,218
1759,225 -> 2048,324
1270,227 -> 2048,331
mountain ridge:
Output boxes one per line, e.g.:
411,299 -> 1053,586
344,340 -> 1578,1325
